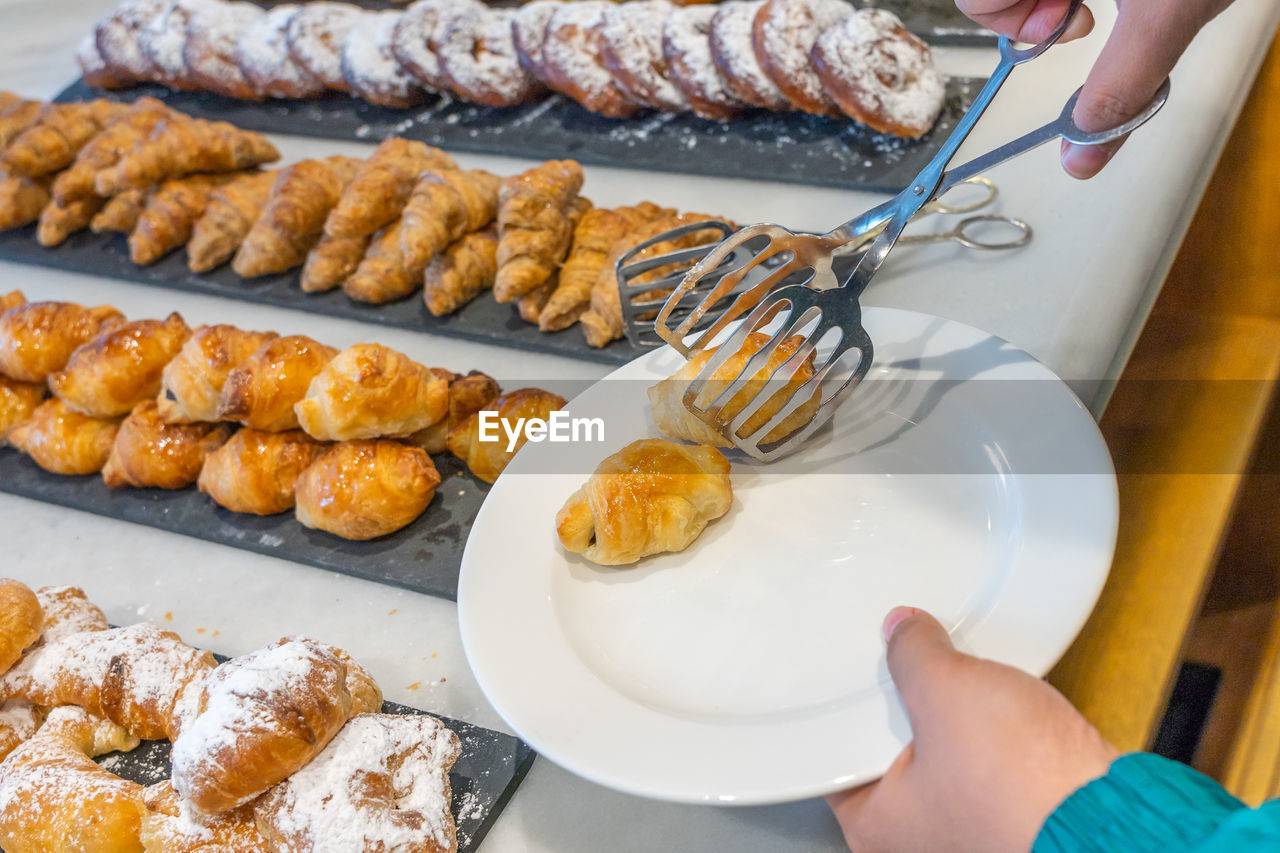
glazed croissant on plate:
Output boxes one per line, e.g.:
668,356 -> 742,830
557,438 -> 733,565
648,331 -> 821,446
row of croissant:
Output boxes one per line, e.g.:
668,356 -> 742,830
0,580 -> 461,852
0,291 -> 567,540
0,93 -> 726,348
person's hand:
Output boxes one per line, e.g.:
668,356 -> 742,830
826,607 -> 1118,853
955,0 -> 1236,178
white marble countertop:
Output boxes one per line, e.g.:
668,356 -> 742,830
1,1 -> 1278,851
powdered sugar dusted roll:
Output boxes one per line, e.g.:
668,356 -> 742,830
708,0 -> 788,110
811,8 -> 945,138
184,0 -> 264,99
663,5 -> 745,120
285,2 -> 366,93
139,0 -> 218,90
540,1 -> 641,118
341,10 -> 426,108
236,4 -> 327,99
437,7 -> 543,107
752,0 -> 851,115
598,0 -> 687,112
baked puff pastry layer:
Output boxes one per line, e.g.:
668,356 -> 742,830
557,438 -> 732,566
294,440 -> 441,540
294,343 -> 448,441
647,331 -> 821,447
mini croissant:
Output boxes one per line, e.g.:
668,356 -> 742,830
446,387 -> 568,483
157,324 -> 279,423
187,169 -> 279,272
0,376 -> 44,447
295,440 -> 441,540
94,115 -> 279,196
102,400 -> 232,490
493,159 -> 584,303
556,438 -> 733,565
0,301 -> 125,383
217,334 -> 339,432
6,398 -> 121,475
322,138 -> 456,240
294,343 -> 448,441
198,428 -> 327,515
48,312 -> 191,418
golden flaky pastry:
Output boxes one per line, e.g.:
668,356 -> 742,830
7,398 -> 121,475
0,375 -> 44,447
0,301 -> 125,383
157,324 -> 279,423
295,440 -> 441,540
33,585 -> 109,643
141,780 -> 272,853
0,579 -> 41,675
170,637 -> 362,814
198,428 -> 327,515
647,332 -> 821,447
217,334 -> 339,432
446,387 -> 567,484
557,439 -> 733,566
0,706 -> 144,853
0,622 -> 216,742
405,370 -> 501,455
294,343 -> 448,441
48,312 -> 191,418
255,713 -> 461,853
102,399 -> 233,490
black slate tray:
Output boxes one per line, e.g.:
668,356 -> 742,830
875,0 -> 995,45
55,75 -> 982,193
0,223 -> 645,366
0,446 -> 487,601
91,671 -> 535,853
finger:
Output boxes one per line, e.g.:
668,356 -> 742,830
957,0 -> 1094,44
1063,1 -> 1207,178
882,608 -> 960,732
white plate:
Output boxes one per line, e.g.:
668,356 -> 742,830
457,307 -> 1118,805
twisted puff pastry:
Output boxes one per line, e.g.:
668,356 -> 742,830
0,706 -> 144,853
0,622 -> 216,741
557,438 -> 732,566
170,637 -> 368,814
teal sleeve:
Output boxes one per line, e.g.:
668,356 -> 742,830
1033,752 -> 1280,852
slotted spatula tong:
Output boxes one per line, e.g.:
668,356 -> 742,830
620,0 -> 1169,461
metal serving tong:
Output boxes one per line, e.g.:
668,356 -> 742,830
618,0 -> 1170,461
618,177 -> 1030,346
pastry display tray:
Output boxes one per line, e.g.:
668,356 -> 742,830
0,224 -> 645,366
94,654 -> 536,853
54,75 -> 984,193
0,447 -> 488,601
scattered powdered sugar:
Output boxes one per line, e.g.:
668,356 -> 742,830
285,2 -> 366,88
0,701 -> 39,741
599,0 -> 686,111
76,33 -> 109,78
341,10 -> 420,104
815,9 -> 944,132
33,585 -> 108,644
259,713 -> 460,853
391,0 -> 482,91
757,0 -> 851,104
708,1 -> 787,108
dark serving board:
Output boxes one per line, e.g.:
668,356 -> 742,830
0,223 -> 645,366
874,0 -> 996,45
90,667 -> 535,853
55,75 -> 983,193
0,446 -> 487,601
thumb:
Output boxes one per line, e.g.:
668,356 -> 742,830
882,607 -> 960,736
1062,1 -> 1209,178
